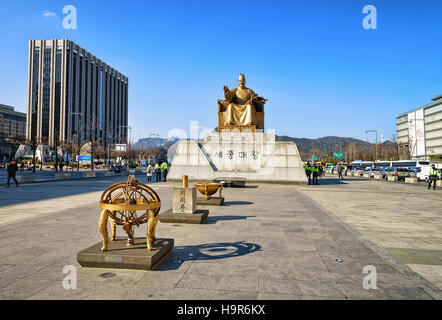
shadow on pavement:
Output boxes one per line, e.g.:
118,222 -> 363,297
155,241 -> 262,271
309,178 -> 366,185
0,174 -> 150,208
223,201 -> 254,206
205,215 -> 256,224
225,185 -> 259,189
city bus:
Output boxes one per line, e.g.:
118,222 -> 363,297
360,161 -> 374,168
392,160 -> 430,168
350,161 -> 374,169
374,161 -> 393,168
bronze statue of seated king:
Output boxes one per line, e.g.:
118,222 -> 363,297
218,74 -> 267,132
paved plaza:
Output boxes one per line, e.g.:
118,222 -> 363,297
0,175 -> 440,300
300,174 -> 442,291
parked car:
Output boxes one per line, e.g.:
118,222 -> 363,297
385,167 -> 410,180
352,167 -> 365,175
408,167 -> 419,178
111,165 -> 127,173
364,167 -> 382,177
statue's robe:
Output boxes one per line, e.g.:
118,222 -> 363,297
223,88 -> 257,126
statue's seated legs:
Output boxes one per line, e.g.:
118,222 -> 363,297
225,103 -> 257,126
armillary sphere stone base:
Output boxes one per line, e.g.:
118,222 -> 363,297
77,237 -> 174,271
159,209 -> 209,224
197,197 -> 225,206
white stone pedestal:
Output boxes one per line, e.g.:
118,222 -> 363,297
160,186 -> 209,224
167,132 -> 307,184
172,187 -> 197,214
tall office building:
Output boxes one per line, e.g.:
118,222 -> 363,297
396,94 -> 442,159
0,104 -> 26,141
26,39 -> 128,147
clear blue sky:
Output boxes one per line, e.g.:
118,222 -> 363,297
1,0 -> 441,143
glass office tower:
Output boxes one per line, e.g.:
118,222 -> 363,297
26,39 -> 129,147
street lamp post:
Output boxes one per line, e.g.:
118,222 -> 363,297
68,112 -> 82,171
120,125 -> 132,168
365,130 -> 378,161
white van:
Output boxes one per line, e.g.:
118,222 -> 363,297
417,163 -> 441,182
416,166 -> 432,182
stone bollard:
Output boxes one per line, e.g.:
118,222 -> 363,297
388,176 -> 398,181
405,177 -> 418,184
363,173 -> 371,179
436,180 -> 442,188
374,174 -> 382,180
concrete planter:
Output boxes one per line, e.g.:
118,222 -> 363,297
363,173 -> 371,179
16,175 -> 36,183
388,176 -> 398,181
55,173 -> 71,180
83,172 -> 96,178
374,174 -> 382,180
405,177 -> 418,184
436,180 -> 442,188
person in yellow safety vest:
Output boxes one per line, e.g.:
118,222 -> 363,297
428,164 -> 440,190
161,161 -> 168,182
154,162 -> 161,182
305,162 -> 312,185
312,163 -> 319,185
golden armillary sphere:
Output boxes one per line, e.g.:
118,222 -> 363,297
98,175 -> 161,251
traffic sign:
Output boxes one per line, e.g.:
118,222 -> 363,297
333,152 -> 344,159
311,156 -> 318,161
77,155 -> 91,161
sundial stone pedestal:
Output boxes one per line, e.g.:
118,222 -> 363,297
197,197 -> 225,206
160,177 -> 209,224
77,238 -> 174,271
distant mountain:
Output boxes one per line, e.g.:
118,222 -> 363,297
133,137 -> 179,150
276,135 -> 396,161
133,135 -> 396,162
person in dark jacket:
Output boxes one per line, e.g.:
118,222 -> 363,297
154,162 -> 162,182
428,164 -> 440,190
304,162 -> 312,185
312,163 -> 319,185
7,160 -> 19,187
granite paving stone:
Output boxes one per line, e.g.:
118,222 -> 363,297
0,176 -> 438,299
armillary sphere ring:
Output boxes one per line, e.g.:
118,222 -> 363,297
98,175 -> 161,251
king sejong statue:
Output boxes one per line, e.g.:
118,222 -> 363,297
218,74 -> 266,131
167,73 -> 307,184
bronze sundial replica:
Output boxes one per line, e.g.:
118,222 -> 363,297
77,176 -> 174,270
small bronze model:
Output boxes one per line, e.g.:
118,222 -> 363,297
194,182 -> 223,201
98,175 -> 161,251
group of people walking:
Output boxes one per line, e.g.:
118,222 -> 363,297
146,161 -> 168,182
304,162 -> 323,185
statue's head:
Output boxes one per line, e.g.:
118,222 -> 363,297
238,74 -> 246,89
